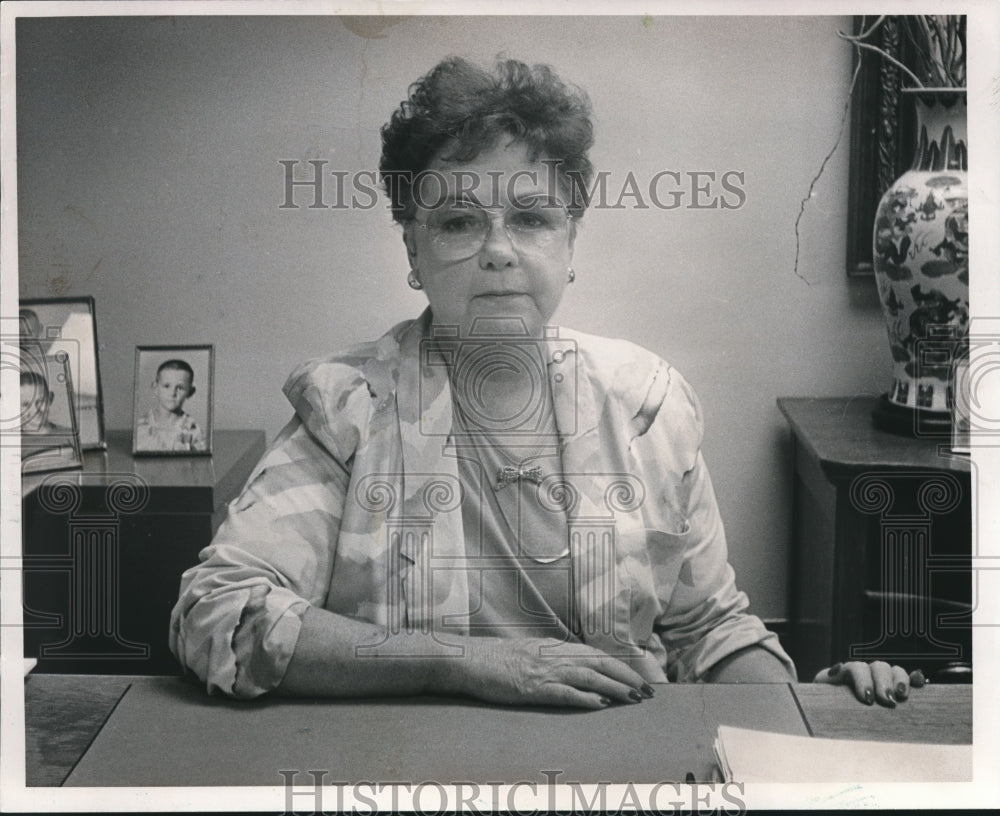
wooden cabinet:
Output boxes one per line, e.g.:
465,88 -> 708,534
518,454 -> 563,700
778,398 -> 972,681
21,430 -> 265,674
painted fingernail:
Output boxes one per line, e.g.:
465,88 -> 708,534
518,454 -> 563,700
896,682 -> 907,699
910,670 -> 926,688
640,683 -> 655,698
599,697 -> 612,707
864,688 -> 873,705
628,689 -> 643,702
828,662 -> 842,677
685,772 -> 696,784
885,690 -> 896,706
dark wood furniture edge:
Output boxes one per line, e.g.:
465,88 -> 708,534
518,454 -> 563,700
776,397 -> 969,484
777,397 -> 841,481
777,397 -> 877,485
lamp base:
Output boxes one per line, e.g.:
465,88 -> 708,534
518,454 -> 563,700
871,394 -> 952,438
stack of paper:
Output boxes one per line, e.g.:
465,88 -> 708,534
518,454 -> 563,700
714,725 -> 972,783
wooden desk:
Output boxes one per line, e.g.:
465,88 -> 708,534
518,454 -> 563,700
777,397 -> 972,681
22,675 -> 971,787
792,683 -> 972,745
21,430 -> 265,674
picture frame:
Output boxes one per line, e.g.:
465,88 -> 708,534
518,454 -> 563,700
131,345 -> 214,457
20,352 -> 84,475
845,15 -> 918,277
19,296 -> 107,449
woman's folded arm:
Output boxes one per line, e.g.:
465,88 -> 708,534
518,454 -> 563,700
169,418 -> 350,697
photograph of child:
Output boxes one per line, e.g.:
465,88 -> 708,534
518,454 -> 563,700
132,348 -> 213,455
20,357 -> 83,474
18,298 -> 106,450
20,370 -> 70,435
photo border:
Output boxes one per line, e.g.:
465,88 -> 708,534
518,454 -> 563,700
131,344 -> 214,457
1,2 -> 997,814
20,351 -> 83,475
19,295 -> 107,450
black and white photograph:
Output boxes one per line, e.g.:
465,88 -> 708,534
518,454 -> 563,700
18,296 -> 106,449
131,345 -> 213,455
19,352 -> 83,475
2,2 -> 998,813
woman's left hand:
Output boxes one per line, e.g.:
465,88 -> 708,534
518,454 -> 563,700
813,660 -> 925,707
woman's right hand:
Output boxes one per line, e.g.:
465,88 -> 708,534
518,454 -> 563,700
445,637 -> 659,709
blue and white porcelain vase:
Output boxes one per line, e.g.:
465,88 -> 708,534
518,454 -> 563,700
871,90 -> 968,436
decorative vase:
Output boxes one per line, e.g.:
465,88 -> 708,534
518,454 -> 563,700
871,89 -> 968,436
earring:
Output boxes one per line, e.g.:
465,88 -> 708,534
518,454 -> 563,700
567,267 -> 576,284
407,271 -> 423,290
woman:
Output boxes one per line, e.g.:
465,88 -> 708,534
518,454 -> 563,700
170,57 -> 914,709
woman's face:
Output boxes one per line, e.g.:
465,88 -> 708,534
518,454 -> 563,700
404,139 -> 576,338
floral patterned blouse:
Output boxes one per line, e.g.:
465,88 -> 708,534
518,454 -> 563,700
169,310 -> 794,698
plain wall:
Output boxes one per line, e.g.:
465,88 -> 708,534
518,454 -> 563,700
14,14 -> 890,621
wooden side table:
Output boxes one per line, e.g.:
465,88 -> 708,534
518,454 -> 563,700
777,398 -> 972,681
21,429 -> 266,674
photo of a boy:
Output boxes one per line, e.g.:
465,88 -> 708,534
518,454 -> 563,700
18,298 -> 106,450
20,366 -> 83,474
20,370 -> 68,434
135,359 -> 207,452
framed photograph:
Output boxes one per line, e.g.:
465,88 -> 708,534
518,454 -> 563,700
131,345 -> 214,456
19,296 -> 106,449
20,352 -> 84,475
845,15 -> 918,277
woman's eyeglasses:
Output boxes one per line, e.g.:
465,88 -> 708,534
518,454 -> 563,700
416,198 -> 573,261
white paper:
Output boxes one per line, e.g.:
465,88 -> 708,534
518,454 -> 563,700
715,725 -> 972,783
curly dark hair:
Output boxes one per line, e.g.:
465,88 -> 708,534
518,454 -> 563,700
379,57 -> 594,223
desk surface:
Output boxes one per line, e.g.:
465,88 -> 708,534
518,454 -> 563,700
21,429 -> 266,513
777,397 -> 970,482
23,674 -> 972,787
